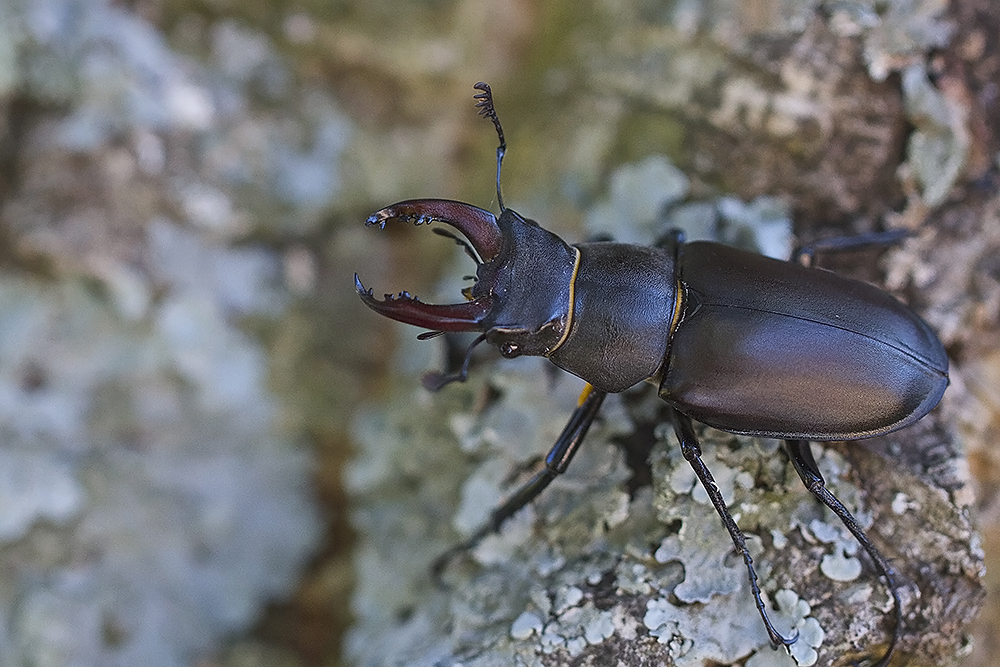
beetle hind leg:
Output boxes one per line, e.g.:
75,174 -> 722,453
784,439 -> 900,667
792,229 -> 910,267
668,409 -> 798,649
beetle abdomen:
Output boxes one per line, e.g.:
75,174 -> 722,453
659,241 -> 948,440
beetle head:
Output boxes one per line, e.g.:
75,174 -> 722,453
356,199 -> 578,365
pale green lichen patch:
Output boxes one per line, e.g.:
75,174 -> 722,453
811,517 -> 864,583
820,544 -> 864,582
510,610 -> 544,640
539,600 -> 616,656
773,589 -> 825,666
892,491 -> 919,515
348,356 -> 645,665
653,501 -> 750,603
643,584 -> 796,667
585,155 -> 691,244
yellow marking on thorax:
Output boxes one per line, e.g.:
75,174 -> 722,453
546,246 -> 582,356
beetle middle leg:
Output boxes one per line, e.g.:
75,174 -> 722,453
667,407 -> 799,648
784,439 -> 901,667
432,386 -> 607,577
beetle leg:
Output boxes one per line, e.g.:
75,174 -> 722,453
784,439 -> 901,667
432,388 -> 607,579
653,228 -> 685,252
792,229 -> 910,267
668,408 -> 799,648
420,333 -> 488,391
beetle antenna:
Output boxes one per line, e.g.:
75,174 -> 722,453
473,82 -> 506,212
422,333 -> 487,391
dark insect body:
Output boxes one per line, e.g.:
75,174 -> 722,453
356,82 -> 949,666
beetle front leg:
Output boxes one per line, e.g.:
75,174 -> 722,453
784,439 -> 901,667
432,387 -> 608,578
668,408 -> 798,648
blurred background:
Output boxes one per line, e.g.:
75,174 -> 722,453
0,0 -> 997,665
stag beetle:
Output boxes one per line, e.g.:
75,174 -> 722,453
355,83 -> 949,666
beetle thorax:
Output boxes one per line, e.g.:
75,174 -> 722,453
547,242 -> 678,393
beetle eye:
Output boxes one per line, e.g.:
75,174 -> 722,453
500,342 -> 520,358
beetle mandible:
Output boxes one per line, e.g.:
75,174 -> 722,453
355,82 -> 949,666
